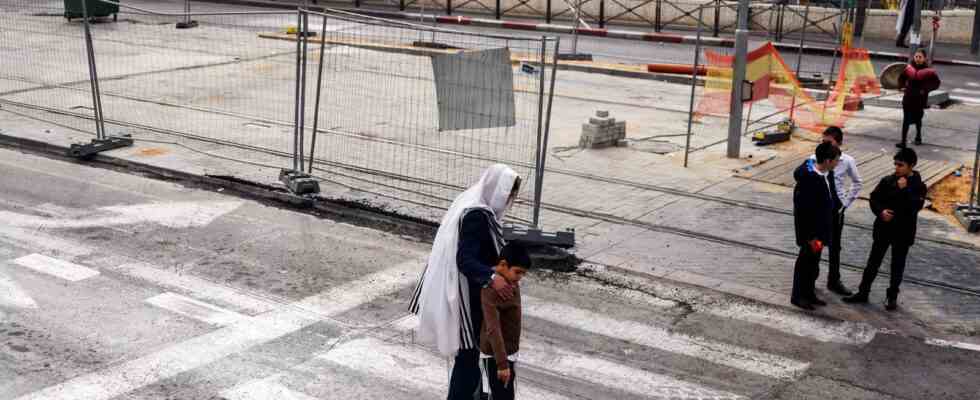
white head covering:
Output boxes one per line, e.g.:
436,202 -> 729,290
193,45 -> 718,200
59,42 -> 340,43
409,164 -> 519,357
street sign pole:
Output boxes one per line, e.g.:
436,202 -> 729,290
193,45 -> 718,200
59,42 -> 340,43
726,0 -> 750,159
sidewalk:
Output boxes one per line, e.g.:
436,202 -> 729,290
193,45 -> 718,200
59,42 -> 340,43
204,0 -> 980,67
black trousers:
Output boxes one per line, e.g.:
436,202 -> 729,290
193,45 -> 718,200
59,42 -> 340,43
896,1 -> 914,44
482,358 -> 516,400
901,107 -> 924,144
858,240 -> 910,299
828,211 -> 845,284
792,245 -> 822,302
448,288 -> 484,400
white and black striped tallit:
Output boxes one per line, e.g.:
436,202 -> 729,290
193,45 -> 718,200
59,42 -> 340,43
408,165 -> 518,357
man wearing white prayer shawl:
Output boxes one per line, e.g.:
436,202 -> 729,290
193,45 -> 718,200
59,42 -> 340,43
409,164 -> 522,400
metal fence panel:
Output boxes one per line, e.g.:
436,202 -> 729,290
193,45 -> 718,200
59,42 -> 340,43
300,9 -> 555,225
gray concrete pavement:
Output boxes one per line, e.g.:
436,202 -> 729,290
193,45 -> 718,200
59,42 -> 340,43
9,148 -> 980,399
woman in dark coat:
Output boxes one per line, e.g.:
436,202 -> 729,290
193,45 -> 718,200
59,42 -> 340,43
897,49 -> 941,148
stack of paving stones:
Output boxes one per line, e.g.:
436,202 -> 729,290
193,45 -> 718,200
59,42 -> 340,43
579,110 -> 627,149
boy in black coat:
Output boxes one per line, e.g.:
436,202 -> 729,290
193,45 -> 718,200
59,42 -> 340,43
844,148 -> 927,311
791,142 -> 842,310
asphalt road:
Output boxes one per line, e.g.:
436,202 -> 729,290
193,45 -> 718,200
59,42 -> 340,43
2,146 -> 980,399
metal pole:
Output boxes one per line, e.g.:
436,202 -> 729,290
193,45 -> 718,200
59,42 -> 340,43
969,124 -> 980,210
684,7 -> 704,168
599,0 -> 605,28
713,0 -> 720,37
308,14 -> 329,173
572,0 -> 582,54
789,4 -> 809,122
726,0 -> 750,159
655,0 -> 662,32
547,0 -> 552,23
972,2 -> 979,55
532,37 -> 552,228
298,9 -> 309,172
80,0 -> 106,140
293,10 -> 303,171
496,0 -> 501,19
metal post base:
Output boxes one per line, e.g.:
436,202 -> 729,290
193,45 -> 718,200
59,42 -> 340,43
67,134 -> 134,159
279,169 -> 321,195
176,20 -> 199,29
954,204 -> 980,233
557,53 -> 593,61
503,225 -> 575,248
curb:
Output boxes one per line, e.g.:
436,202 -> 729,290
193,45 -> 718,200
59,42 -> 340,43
0,131 -> 439,241
200,0 -> 980,67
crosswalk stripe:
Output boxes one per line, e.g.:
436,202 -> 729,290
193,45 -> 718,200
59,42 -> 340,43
115,262 -> 278,315
925,338 -> 980,353
522,295 -> 810,379
145,292 -> 248,326
0,227 -> 93,257
702,302 -> 876,345
395,314 -> 743,399
0,271 -> 38,309
15,260 -> 423,400
952,88 -> 980,96
12,254 -> 100,282
319,337 -> 571,400
221,379 -> 320,400
950,95 -> 980,104
522,339 -> 743,400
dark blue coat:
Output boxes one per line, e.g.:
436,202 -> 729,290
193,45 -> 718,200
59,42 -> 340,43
793,160 -> 842,247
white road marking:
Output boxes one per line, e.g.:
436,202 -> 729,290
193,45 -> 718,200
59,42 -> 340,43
15,260 -> 423,400
950,95 -> 980,105
0,227 -> 92,257
145,292 -> 248,326
319,337 -> 571,400
114,262 -> 277,315
702,303 -> 876,345
952,88 -> 980,96
522,296 -> 810,379
12,254 -> 100,282
394,315 -> 742,399
966,82 -> 980,88
925,338 -> 980,353
0,271 -> 38,309
522,340 -> 743,400
221,379 -> 320,400
0,201 -> 242,230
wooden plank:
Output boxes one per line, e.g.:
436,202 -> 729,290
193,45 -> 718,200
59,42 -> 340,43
740,152 -> 807,180
754,154 -> 809,182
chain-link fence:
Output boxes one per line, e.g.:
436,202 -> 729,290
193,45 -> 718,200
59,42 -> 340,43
0,0 -> 559,227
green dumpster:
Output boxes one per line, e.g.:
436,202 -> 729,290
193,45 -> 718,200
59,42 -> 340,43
64,0 -> 119,21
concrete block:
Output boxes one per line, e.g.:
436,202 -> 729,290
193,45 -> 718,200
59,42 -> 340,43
596,110 -> 610,118
589,117 -> 615,127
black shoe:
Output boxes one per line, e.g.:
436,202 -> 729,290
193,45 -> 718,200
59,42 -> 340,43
791,299 -> 815,310
895,142 -> 906,148
843,293 -> 870,304
914,137 -> 922,146
827,281 -> 853,296
886,298 -> 898,311
810,297 -> 828,307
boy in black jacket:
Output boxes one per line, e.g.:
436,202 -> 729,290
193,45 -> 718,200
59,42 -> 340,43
844,148 -> 927,311
791,142 -> 842,311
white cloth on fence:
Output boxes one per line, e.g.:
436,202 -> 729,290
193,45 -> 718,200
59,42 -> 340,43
409,164 -> 518,357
